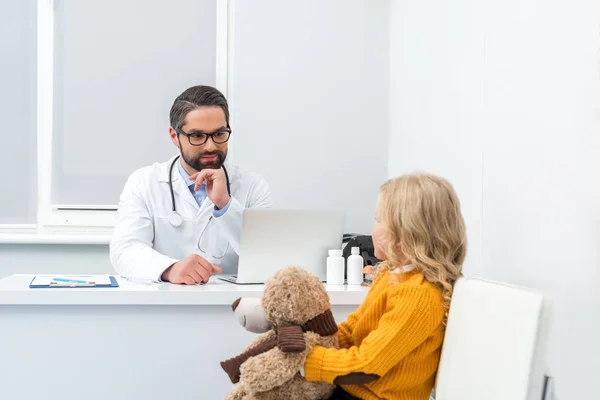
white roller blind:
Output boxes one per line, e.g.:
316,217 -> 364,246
0,0 -> 37,224
51,0 -> 217,206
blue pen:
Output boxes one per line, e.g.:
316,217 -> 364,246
53,277 -> 87,284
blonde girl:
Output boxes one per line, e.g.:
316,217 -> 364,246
303,172 -> 467,400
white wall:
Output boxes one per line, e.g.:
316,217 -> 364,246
482,0 -> 600,397
390,0 -> 600,398
388,0 -> 485,275
232,0 -> 389,234
0,245 -> 111,279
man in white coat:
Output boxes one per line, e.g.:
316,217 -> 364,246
109,85 -> 272,284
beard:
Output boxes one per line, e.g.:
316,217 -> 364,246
181,149 -> 227,171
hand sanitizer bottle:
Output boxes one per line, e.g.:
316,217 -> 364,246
326,249 -> 345,285
347,247 -> 364,285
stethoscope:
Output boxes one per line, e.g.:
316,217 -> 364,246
167,155 -> 231,227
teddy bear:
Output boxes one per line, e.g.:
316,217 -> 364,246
220,266 -> 339,400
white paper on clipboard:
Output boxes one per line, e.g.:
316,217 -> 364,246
30,275 -> 113,286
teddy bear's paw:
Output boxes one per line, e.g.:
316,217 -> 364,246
302,331 -> 322,348
285,374 -> 335,400
310,382 -> 337,400
303,331 -> 338,350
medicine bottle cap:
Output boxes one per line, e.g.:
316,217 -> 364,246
329,249 -> 342,257
351,247 -> 360,255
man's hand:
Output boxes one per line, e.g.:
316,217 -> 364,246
161,254 -> 223,284
189,168 -> 230,209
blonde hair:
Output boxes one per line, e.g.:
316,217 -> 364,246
375,172 -> 467,323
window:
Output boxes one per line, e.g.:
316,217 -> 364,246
1,0 -> 389,241
0,0 -> 229,242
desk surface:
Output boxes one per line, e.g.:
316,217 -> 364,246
0,274 -> 369,306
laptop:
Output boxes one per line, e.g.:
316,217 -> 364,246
219,208 -> 345,284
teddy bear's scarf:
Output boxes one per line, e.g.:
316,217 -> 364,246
302,309 -> 338,337
221,309 -> 338,383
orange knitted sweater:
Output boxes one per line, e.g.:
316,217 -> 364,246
304,270 -> 446,400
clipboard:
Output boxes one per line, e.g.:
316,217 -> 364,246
29,275 -> 119,288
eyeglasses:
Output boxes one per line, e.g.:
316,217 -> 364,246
176,126 -> 231,146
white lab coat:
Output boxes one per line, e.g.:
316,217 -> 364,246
109,155 -> 272,281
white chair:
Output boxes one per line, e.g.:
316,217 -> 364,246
434,277 -> 554,400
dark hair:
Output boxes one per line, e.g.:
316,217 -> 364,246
169,85 -> 230,129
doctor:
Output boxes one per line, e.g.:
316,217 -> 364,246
109,85 -> 272,284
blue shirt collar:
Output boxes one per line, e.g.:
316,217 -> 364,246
177,158 -> 205,189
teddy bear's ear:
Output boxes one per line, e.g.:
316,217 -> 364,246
231,297 -> 241,312
276,325 -> 306,352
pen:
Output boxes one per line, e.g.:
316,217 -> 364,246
53,277 -> 87,284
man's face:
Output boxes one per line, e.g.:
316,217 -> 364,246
170,107 -> 229,172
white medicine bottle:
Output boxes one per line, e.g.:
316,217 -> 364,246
326,249 -> 345,285
346,247 -> 364,285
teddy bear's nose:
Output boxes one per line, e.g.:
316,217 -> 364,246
231,297 -> 241,312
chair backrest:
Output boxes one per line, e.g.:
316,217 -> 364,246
434,277 -> 552,400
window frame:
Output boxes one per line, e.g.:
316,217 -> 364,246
0,0 -> 233,244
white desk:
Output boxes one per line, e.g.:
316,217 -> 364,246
0,274 -> 367,400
